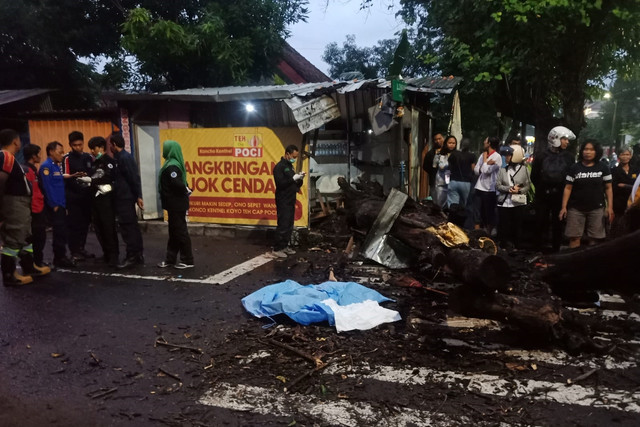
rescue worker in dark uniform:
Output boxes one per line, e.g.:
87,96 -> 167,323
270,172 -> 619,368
80,137 -> 119,267
23,144 -> 48,268
62,131 -> 94,260
157,140 -> 194,269
109,132 -> 144,268
40,141 -> 76,269
1,129 -> 50,286
272,144 -> 305,258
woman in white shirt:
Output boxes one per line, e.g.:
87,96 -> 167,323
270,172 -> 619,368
473,136 -> 502,235
496,145 -> 530,249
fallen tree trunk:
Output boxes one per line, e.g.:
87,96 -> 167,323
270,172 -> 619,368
448,248 -> 511,292
451,286 -> 563,335
537,228 -> 640,295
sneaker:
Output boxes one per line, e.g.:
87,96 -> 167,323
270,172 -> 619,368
283,247 -> 296,255
54,257 -> 77,269
157,261 -> 173,268
117,255 -> 144,269
271,250 -> 288,258
79,250 -> 95,259
174,262 -> 194,269
71,252 -> 85,262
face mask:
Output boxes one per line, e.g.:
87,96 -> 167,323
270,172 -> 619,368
289,158 -> 296,164
95,152 -> 103,159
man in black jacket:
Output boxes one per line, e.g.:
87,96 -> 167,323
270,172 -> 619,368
80,137 -> 119,267
531,127 -> 576,252
109,132 -> 144,268
62,131 -> 94,260
272,144 -> 304,258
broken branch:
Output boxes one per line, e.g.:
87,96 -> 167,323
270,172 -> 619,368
155,336 -> 203,354
265,339 -> 324,368
158,367 -> 182,382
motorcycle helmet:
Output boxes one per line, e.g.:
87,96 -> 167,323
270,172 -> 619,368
547,126 -> 575,148
510,145 -> 525,164
499,144 -> 514,156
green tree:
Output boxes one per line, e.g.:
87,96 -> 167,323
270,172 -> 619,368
0,0 -> 309,101
322,35 -> 379,79
322,31 -> 432,80
122,1 -> 309,90
394,0 -> 640,151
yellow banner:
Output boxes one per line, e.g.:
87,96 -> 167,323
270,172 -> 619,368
159,128 -> 308,227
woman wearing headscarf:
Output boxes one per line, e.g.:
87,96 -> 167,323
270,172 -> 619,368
496,144 -> 530,249
434,135 -> 458,208
157,140 -> 194,269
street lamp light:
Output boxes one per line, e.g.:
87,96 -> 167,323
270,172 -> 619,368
604,92 -> 618,147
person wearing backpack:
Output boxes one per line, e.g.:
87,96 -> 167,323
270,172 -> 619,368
531,126 -> 576,252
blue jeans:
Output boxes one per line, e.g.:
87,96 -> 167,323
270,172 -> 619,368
447,180 -> 471,208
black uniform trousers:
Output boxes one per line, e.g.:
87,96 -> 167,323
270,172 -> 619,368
115,198 -> 143,258
93,195 -> 119,265
67,195 -> 92,254
274,194 -> 295,251
535,189 -> 564,252
165,210 -> 193,264
46,206 -> 68,262
30,211 -> 47,266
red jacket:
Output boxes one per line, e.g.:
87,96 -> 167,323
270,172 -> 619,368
24,163 -> 44,213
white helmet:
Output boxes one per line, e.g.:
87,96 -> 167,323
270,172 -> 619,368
510,144 -> 525,164
547,126 -> 575,148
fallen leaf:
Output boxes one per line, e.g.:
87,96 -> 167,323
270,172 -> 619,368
51,353 -> 64,358
276,376 -> 287,383
338,393 -> 348,399
530,363 -> 538,371
316,337 -> 327,342
183,333 -> 191,339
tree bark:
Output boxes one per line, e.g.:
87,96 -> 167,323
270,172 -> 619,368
536,229 -> 640,295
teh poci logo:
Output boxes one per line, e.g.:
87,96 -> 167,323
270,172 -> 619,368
233,134 -> 263,158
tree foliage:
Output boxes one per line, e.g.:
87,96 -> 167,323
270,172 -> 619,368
0,0 -> 309,100
122,1 -> 309,90
322,31 -> 432,80
395,0 -> 640,148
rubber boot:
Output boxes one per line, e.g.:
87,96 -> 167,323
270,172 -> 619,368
20,252 -> 51,277
2,254 -> 33,286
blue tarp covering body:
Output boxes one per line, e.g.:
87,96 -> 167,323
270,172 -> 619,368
241,280 -> 393,326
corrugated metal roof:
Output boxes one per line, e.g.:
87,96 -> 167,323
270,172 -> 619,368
405,76 -> 463,94
336,79 -> 387,94
0,89 -> 52,106
114,82 -> 340,102
112,76 -> 462,102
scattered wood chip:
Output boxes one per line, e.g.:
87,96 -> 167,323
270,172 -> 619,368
276,375 -> 287,383
505,362 -> 528,371
51,353 -> 64,358
567,368 -> 597,385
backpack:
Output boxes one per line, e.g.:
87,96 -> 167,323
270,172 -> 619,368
541,153 -> 567,185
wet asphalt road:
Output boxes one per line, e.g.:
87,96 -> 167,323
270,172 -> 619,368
0,227 -> 279,426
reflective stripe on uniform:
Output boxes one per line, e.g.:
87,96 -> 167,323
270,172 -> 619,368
0,247 -> 20,257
